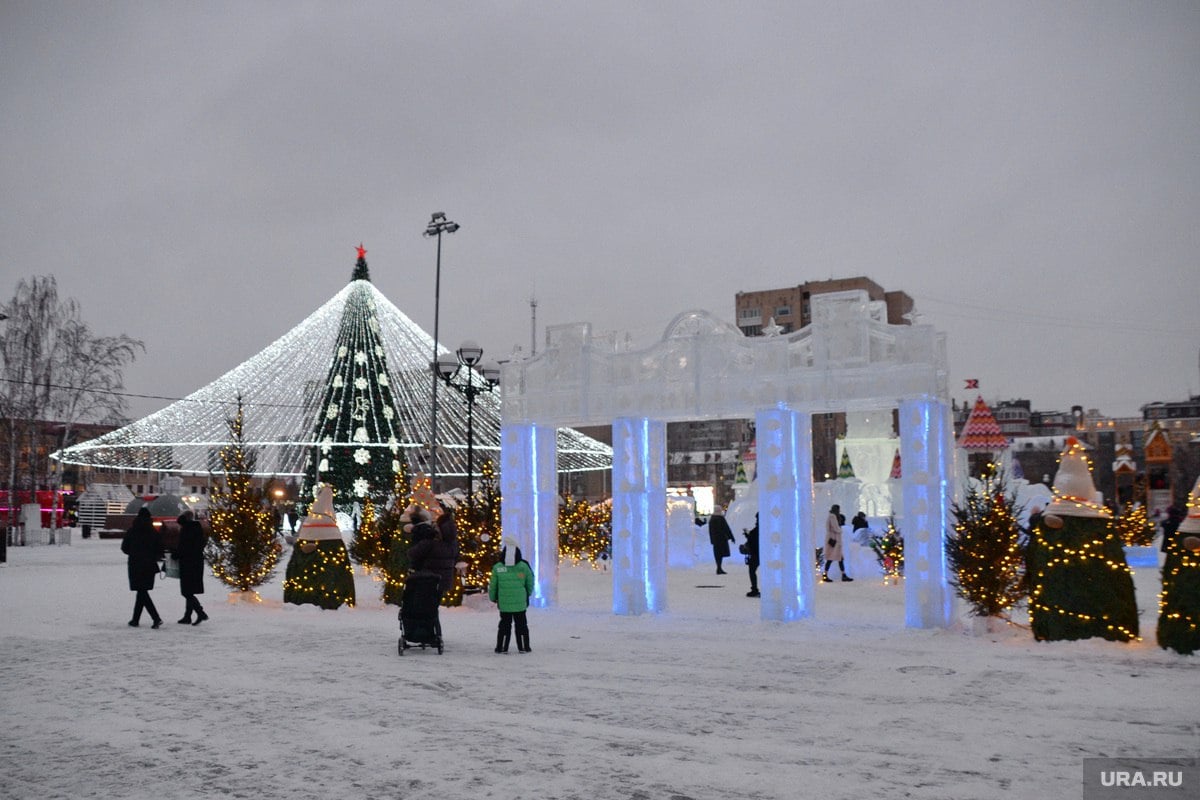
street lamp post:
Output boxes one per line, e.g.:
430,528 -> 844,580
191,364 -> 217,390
437,340 -> 500,505
423,212 -> 460,490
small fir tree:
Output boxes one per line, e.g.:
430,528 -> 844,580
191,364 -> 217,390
1114,502 -> 1156,548
377,467 -> 413,605
207,397 -> 282,594
945,468 -> 1025,620
869,517 -> 904,585
558,494 -> 612,568
455,458 -> 503,594
349,496 -> 385,569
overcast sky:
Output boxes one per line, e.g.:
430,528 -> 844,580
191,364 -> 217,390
3,1 -> 1198,423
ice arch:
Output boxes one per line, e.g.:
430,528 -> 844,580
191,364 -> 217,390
500,290 -> 955,628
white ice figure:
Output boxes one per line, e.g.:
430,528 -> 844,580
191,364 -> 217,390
500,290 -> 954,628
836,410 -> 901,517
725,480 -> 758,542
666,497 -> 699,569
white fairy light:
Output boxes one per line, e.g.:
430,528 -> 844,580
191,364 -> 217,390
51,278 -> 612,478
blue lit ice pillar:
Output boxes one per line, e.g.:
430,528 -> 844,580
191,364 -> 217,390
499,422 -> 559,608
898,399 -> 954,628
754,407 -> 815,621
611,417 -> 668,615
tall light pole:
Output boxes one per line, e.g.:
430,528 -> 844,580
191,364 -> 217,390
437,340 -> 499,505
423,212 -> 459,490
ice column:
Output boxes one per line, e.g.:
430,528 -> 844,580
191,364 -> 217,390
500,422 -> 559,608
611,417 -> 668,615
755,407 -> 816,621
898,399 -> 954,628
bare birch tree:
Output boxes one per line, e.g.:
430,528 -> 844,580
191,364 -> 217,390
0,276 -> 143,528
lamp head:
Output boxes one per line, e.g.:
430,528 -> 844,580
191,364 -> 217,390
434,355 -> 459,382
457,340 -> 483,366
481,363 -> 501,388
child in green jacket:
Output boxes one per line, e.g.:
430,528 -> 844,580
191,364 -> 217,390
488,536 -> 535,653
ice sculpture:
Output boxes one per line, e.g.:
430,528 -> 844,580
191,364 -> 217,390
500,290 -> 954,628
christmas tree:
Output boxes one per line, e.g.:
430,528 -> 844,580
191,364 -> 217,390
1027,438 -> 1138,642
349,496 -> 385,569
283,483 -> 356,609
888,449 -> 902,480
1114,501 -> 1156,547
206,397 -> 283,595
869,517 -> 904,585
300,245 -> 407,516
454,458 -> 502,595
377,468 -> 414,605
945,468 -> 1024,618
836,449 -> 855,479
1158,477 -> 1200,654
558,493 -> 612,568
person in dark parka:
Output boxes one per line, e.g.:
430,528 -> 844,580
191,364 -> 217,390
121,507 -> 164,628
408,507 -> 459,604
174,510 -> 209,625
742,514 -> 760,598
707,505 -> 735,574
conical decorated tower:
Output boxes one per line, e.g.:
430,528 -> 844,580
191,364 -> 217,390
957,395 -> 1009,479
300,245 -> 406,513
1158,476 -> 1200,654
1027,437 -> 1138,642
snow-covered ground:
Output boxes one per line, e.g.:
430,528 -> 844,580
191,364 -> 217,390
2,535 -> 1196,800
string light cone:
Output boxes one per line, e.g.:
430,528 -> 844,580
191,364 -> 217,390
51,248 -> 612,487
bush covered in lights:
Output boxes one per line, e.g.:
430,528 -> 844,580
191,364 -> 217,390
206,397 -> 282,593
869,518 -> 904,585
559,495 -> 612,567
945,469 -> 1025,620
1114,502 -> 1156,548
452,459 -> 503,598
1158,533 -> 1200,655
1027,514 -> 1139,642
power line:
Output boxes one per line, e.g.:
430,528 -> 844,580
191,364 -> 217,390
0,377 -> 308,409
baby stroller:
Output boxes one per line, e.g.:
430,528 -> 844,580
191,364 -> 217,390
398,571 -> 443,655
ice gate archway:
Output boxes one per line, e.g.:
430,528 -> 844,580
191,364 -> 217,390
499,291 -> 955,628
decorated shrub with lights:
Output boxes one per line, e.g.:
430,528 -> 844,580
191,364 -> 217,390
283,484 -> 356,610
206,398 -> 282,594
558,494 -> 612,567
1158,477 -> 1200,655
349,496 -> 383,569
1027,438 -> 1138,643
870,517 -> 904,585
453,459 -> 503,596
1114,501 -> 1157,548
946,468 -> 1024,618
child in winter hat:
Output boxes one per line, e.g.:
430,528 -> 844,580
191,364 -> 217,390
488,535 -> 535,654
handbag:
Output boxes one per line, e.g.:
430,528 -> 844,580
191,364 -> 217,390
164,554 -> 181,579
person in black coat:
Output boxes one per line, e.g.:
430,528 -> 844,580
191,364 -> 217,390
174,510 -> 209,625
741,514 -> 761,598
408,508 -> 458,603
707,505 -> 735,574
121,507 -> 164,628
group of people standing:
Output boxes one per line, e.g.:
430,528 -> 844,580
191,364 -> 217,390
706,503 -> 856,596
121,507 -> 208,628
401,503 -> 535,654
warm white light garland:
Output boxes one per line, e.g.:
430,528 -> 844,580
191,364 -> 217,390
53,279 -> 612,477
